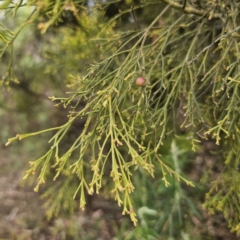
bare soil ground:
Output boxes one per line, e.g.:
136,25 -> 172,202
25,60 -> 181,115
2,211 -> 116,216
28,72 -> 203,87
0,149 -> 125,240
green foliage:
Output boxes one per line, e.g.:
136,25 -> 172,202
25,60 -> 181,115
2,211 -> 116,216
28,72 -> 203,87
41,174 -> 78,219
2,0 -> 240,236
123,140 -> 200,239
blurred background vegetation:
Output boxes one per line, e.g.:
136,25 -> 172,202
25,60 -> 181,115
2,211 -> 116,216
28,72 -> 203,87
1,0 -> 240,239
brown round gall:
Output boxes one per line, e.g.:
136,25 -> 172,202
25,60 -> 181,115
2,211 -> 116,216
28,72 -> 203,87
136,77 -> 146,86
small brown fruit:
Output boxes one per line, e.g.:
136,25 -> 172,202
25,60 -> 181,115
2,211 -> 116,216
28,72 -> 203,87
136,77 -> 146,86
